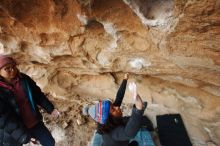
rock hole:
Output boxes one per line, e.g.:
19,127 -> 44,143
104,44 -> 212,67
123,0 -> 174,27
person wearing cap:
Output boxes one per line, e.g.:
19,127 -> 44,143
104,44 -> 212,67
84,73 -> 147,146
0,55 -> 60,146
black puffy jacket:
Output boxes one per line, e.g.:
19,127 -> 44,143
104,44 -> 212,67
0,98 -> 30,146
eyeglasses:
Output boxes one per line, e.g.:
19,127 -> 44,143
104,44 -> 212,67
2,65 -> 17,72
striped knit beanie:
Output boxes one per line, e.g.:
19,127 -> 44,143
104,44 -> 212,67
85,100 -> 111,124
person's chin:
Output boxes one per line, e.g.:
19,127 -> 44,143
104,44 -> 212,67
118,113 -> 123,117
10,75 -> 17,79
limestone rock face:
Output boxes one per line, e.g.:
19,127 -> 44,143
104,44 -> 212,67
0,0 -> 220,145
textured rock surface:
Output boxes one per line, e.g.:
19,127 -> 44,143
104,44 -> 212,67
0,0 -> 220,145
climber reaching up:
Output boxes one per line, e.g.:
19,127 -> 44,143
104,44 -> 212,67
83,73 -> 149,146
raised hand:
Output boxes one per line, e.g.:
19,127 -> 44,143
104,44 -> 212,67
51,109 -> 60,119
128,82 -> 143,110
128,82 -> 137,101
124,73 -> 129,80
135,94 -> 143,110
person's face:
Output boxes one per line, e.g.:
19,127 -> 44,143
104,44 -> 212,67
0,63 -> 18,80
110,103 -> 122,118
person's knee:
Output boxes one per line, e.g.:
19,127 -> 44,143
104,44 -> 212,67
40,133 -> 55,146
52,137 -> 55,145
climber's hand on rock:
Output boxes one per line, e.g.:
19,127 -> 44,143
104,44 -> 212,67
124,73 -> 129,80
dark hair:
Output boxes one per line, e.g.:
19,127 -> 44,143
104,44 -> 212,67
97,115 -> 124,134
